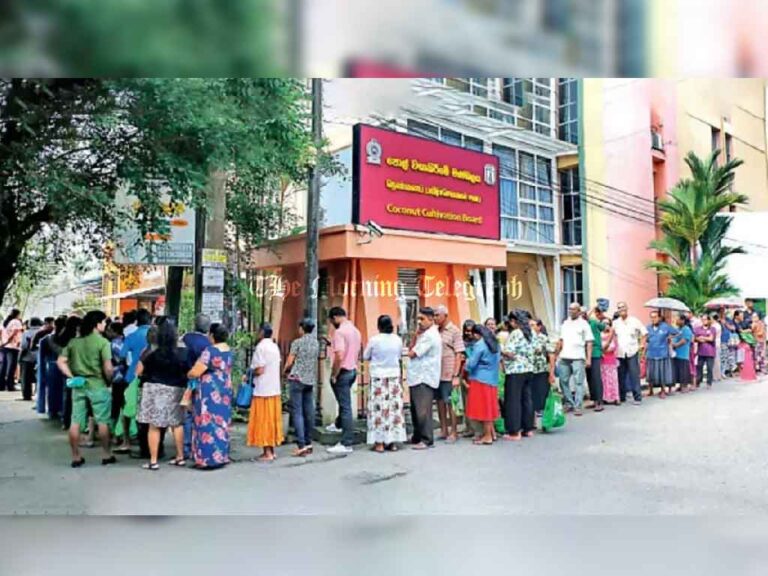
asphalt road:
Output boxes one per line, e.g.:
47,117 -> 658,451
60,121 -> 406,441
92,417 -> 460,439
1,376 -> 767,515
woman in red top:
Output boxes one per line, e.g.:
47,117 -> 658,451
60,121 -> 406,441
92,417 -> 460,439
0,309 -> 23,392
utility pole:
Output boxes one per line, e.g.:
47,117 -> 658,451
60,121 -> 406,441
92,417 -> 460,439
304,78 -> 322,322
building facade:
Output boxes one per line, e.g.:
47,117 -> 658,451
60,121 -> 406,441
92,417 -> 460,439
580,78 -> 768,315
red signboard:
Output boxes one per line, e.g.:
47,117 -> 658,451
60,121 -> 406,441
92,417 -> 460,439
353,124 -> 500,240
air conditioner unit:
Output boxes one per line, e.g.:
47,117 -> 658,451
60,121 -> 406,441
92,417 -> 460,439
651,130 -> 664,151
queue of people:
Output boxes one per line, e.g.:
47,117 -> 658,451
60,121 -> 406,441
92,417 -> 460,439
1,296 -> 765,467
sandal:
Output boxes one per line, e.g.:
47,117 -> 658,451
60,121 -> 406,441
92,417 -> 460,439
292,448 -> 309,457
256,455 -> 275,463
168,458 -> 187,467
141,462 -> 160,471
71,457 -> 85,468
101,456 -> 117,466
372,445 -> 385,453
472,438 -> 493,445
385,444 -> 399,452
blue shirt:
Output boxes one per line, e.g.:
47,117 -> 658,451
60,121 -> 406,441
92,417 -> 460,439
646,321 -> 677,360
465,338 -> 500,386
672,325 -> 693,360
121,325 -> 150,383
720,323 -> 731,343
183,332 -> 210,370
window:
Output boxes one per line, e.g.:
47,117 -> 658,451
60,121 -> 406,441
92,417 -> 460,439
562,265 -> 584,320
711,127 -> 721,166
445,77 -> 489,97
492,269 -> 508,320
725,133 -> 733,162
558,78 -> 579,144
502,78 -> 525,107
407,119 -> 439,140
407,119 -> 485,152
397,268 -> 424,345
494,143 -> 556,245
561,167 -> 582,246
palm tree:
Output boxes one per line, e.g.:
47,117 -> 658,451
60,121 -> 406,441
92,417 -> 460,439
648,150 -> 748,312
655,150 -> 747,266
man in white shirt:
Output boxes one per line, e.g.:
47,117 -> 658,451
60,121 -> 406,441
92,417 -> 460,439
613,302 -> 648,405
554,302 -> 594,415
407,307 -> 442,450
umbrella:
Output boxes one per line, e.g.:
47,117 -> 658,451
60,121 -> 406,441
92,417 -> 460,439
644,297 -> 690,312
705,296 -> 745,309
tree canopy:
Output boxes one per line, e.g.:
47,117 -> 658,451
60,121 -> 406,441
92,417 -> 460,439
648,150 -> 748,312
0,78 -> 313,305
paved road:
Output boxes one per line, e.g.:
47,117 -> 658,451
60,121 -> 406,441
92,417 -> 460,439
1,376 -> 767,515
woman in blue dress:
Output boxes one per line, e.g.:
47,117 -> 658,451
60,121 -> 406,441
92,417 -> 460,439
186,323 -> 234,469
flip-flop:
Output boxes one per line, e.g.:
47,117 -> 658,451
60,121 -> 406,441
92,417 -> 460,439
168,458 -> 187,467
385,444 -> 399,452
141,462 -> 160,471
472,439 -> 493,445
101,456 -> 117,466
71,457 -> 85,468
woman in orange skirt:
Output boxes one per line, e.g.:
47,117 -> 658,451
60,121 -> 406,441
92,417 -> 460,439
464,324 -> 501,445
246,323 -> 284,462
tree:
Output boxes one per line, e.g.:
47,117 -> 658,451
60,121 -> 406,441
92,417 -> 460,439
0,78 -> 313,305
648,150 -> 749,312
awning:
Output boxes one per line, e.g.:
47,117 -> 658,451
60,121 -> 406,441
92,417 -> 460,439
100,285 -> 165,301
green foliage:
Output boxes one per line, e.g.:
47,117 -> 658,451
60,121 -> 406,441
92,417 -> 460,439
0,78 -> 314,304
648,150 -> 747,313
177,288 -> 196,334
69,294 -> 102,316
0,0 -> 280,76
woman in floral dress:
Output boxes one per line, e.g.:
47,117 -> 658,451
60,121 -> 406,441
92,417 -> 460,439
600,319 -> 620,405
529,319 -> 552,417
501,309 -> 535,440
363,315 -> 406,452
187,324 -> 233,470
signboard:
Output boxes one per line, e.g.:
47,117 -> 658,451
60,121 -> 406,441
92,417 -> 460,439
202,249 -> 228,269
352,124 -> 500,240
201,291 -> 224,322
202,268 -> 225,290
114,189 -> 195,266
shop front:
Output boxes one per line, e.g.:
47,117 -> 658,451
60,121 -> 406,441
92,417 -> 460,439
250,124 -> 507,423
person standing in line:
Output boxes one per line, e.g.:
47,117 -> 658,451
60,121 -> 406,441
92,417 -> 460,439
135,320 -> 188,470
56,310 -> 115,467
105,322 -> 131,453
122,310 -> 138,339
600,319 -> 620,405
461,319 -> 478,439
694,314 -> 717,388
53,316 -> 80,427
120,309 -> 152,386
689,312 -> 702,384
464,324 -> 500,445
753,316 -> 766,375
711,314 -> 723,382
362,315 -> 406,453
435,305 -> 465,443
613,302 -> 647,405
325,307 -> 362,455
181,313 -> 212,460
720,313 -> 735,378
553,302 -> 594,415
19,317 -> 43,401
186,323 -> 233,469
483,317 -> 497,334
247,322 -> 284,462
406,307 -> 442,450
501,309 -> 536,438
671,314 -> 694,393
529,319 -> 553,417
0,309 -> 24,391
284,318 -> 320,457
587,305 -> 607,412
36,316 -> 64,416
645,310 -> 677,398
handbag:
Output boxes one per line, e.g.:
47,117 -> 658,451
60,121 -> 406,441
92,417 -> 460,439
66,376 -> 86,389
235,369 -> 254,409
541,389 -> 566,431
122,378 -> 140,418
